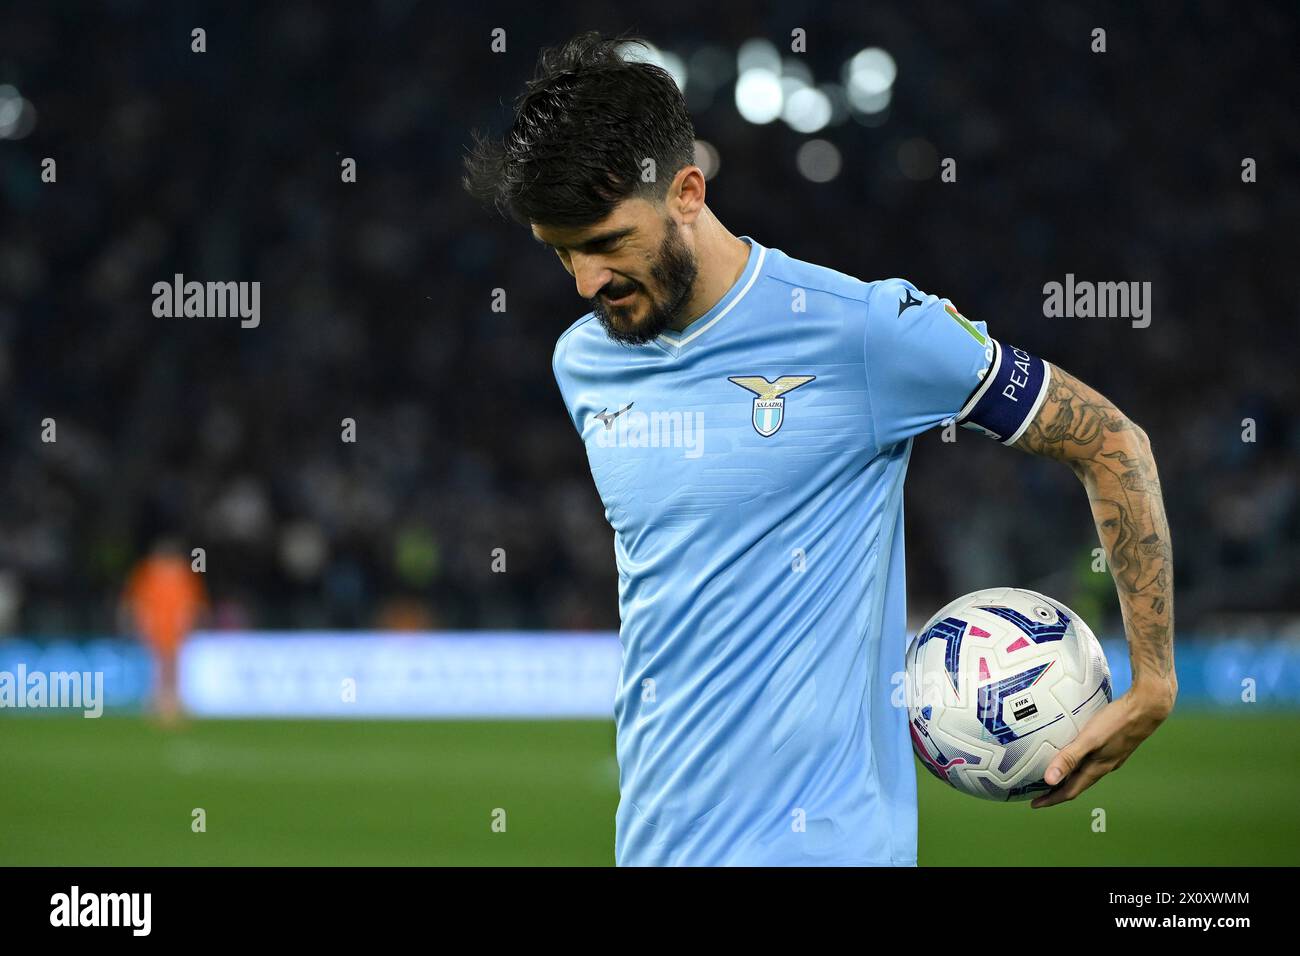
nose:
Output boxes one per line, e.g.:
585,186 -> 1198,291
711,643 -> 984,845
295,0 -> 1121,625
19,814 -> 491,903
571,254 -> 615,300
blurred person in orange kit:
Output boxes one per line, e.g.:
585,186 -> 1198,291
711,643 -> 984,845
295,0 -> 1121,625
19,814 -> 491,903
121,539 -> 209,725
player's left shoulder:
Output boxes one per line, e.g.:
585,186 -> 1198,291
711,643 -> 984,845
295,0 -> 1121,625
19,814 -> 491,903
861,277 -> 993,354
863,277 -> 948,322
760,245 -> 872,308
761,257 -> 954,332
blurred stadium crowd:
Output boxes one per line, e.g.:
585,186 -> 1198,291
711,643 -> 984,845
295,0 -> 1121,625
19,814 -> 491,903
0,2 -> 1296,638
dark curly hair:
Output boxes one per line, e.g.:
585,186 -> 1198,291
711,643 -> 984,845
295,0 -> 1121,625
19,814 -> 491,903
463,31 -> 696,228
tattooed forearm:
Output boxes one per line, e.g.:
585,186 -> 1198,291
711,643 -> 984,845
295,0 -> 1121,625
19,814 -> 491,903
1014,363 -> 1176,708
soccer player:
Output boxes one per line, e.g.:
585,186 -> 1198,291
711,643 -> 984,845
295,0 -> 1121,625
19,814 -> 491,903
122,538 -> 209,725
464,33 -> 1176,866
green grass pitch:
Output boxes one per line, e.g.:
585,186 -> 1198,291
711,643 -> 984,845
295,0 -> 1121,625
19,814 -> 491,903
2,711 -> 1296,865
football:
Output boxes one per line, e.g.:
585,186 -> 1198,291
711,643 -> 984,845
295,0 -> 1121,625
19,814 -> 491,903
904,586 -> 1113,801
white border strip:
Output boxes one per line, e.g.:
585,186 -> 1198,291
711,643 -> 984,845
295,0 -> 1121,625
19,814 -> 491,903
658,245 -> 767,349
955,338 -> 1002,422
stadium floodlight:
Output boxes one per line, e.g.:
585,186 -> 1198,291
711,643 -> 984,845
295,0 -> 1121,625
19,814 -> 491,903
795,139 -> 842,182
783,86 -> 833,134
693,139 -> 721,180
736,37 -> 781,75
735,68 -> 783,124
843,47 -> 897,115
0,84 -> 36,140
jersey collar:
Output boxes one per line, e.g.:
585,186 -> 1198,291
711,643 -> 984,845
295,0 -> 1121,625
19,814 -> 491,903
656,236 -> 766,352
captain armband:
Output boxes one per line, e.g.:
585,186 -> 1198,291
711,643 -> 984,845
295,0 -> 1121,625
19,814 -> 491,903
953,340 -> 1051,445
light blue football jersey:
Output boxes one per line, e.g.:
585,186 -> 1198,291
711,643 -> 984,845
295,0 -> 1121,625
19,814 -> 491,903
551,236 -> 1050,866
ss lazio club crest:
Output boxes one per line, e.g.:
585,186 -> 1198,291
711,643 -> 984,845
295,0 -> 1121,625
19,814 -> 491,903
727,375 -> 815,437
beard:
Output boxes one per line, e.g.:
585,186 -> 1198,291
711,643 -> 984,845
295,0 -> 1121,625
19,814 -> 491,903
591,218 -> 699,346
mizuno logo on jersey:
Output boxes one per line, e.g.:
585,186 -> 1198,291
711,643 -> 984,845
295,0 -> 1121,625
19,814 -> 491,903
727,375 -> 815,437
898,288 -> 923,315
593,403 -> 634,429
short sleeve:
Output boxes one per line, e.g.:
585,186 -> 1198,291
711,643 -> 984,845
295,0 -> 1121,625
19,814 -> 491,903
862,278 -> 995,447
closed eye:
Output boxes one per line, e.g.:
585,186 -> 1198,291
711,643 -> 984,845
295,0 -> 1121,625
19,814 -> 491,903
535,228 -> 633,256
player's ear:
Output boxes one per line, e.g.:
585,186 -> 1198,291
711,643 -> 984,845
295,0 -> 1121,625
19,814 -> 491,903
671,165 -> 706,223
